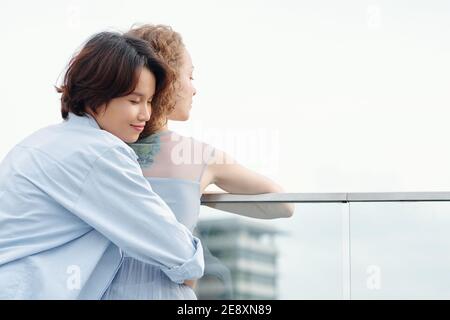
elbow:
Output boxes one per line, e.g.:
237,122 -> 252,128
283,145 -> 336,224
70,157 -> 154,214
284,203 -> 295,218
266,184 -> 294,218
266,203 -> 294,219
277,202 -> 295,218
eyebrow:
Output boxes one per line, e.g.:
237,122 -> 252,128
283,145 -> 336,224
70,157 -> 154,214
130,92 -> 153,99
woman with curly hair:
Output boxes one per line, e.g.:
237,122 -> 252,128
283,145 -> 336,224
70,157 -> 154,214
101,24 -> 294,300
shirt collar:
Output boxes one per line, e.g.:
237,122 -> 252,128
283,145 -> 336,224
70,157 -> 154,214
65,112 -> 101,129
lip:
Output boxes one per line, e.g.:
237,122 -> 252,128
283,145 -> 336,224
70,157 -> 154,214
130,124 -> 145,132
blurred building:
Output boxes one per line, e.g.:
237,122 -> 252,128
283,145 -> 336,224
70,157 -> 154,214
194,217 -> 280,300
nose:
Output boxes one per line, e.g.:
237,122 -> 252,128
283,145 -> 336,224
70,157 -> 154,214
138,103 -> 151,122
192,86 -> 197,97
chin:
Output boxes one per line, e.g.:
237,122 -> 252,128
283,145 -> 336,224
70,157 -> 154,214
181,110 -> 191,121
124,136 -> 139,143
172,114 -> 190,122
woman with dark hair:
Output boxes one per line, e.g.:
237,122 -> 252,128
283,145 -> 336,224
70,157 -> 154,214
0,31 -> 204,299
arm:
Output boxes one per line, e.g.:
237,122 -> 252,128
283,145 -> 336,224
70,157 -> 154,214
71,146 -> 204,284
201,149 -> 295,219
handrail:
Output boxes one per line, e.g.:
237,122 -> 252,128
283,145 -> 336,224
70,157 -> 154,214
200,192 -> 450,203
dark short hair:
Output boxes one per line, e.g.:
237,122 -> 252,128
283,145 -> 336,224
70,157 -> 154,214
56,31 -> 170,119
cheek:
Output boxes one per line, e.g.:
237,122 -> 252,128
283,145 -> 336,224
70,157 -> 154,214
105,103 -> 134,128
179,79 -> 192,95
169,102 -> 189,120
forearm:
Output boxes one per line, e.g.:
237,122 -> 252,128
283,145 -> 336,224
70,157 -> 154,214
215,168 -> 280,194
205,201 -> 294,219
205,150 -> 295,218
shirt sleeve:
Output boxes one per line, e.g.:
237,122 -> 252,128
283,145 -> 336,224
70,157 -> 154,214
70,146 -> 204,284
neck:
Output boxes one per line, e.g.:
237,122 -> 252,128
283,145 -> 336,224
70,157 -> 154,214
154,122 -> 169,133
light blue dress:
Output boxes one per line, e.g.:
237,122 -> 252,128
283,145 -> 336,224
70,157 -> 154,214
102,130 -> 215,300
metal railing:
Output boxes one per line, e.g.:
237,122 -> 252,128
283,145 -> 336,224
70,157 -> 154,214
197,192 -> 450,299
201,192 -> 450,204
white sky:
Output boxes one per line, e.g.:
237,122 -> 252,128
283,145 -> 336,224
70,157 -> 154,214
1,0 -> 450,193
1,0 -> 450,299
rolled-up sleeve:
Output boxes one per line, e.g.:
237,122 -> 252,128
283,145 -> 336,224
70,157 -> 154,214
70,146 -> 204,283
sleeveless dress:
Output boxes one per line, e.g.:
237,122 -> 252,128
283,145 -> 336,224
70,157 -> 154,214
101,130 -> 214,300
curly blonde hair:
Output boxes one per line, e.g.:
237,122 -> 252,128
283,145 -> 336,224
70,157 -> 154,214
126,24 -> 186,137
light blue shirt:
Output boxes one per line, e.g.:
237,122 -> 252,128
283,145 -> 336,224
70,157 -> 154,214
0,112 -> 204,299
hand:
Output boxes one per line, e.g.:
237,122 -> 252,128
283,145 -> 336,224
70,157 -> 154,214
183,279 -> 197,289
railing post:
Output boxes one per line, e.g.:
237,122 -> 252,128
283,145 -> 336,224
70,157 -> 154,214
341,202 -> 351,300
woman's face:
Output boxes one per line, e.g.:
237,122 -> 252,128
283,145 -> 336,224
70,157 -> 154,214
89,67 -> 156,143
168,49 -> 196,121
